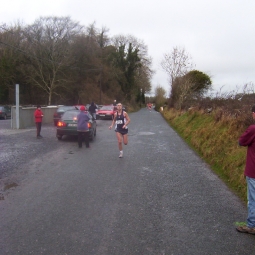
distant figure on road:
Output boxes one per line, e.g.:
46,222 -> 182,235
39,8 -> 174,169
109,103 -> 130,158
147,102 -> 152,111
236,105 -> 255,235
77,105 -> 90,148
34,105 -> 44,139
113,99 -> 117,111
88,102 -> 97,120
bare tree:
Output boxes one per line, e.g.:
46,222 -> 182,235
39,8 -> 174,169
161,46 -> 194,87
22,16 -> 83,105
172,76 -> 194,109
97,26 -> 110,49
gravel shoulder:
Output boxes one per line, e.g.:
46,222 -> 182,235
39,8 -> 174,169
0,122 -> 60,198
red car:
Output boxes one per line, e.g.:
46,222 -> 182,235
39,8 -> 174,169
96,105 -> 116,120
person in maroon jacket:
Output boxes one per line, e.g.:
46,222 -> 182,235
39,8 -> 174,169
34,105 -> 44,139
236,105 -> 255,234
77,105 -> 90,148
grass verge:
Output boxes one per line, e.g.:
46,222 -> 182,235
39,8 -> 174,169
162,108 -> 247,202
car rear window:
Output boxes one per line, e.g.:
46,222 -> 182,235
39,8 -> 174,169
62,111 -> 79,120
58,106 -> 75,112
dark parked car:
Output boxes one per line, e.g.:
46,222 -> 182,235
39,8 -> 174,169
56,109 -> 96,141
53,106 -> 77,126
0,105 -> 11,119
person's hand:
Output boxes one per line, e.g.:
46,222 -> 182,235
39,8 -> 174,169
109,125 -> 112,130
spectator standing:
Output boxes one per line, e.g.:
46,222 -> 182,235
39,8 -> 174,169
34,105 -> 44,139
88,102 -> 97,120
109,103 -> 130,158
236,105 -> 255,234
77,105 -> 90,148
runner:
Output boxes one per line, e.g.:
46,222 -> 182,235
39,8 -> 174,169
147,102 -> 152,111
109,103 -> 130,158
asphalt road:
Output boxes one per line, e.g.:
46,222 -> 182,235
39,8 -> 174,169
0,109 -> 254,255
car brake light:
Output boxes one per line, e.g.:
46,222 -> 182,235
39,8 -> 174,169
57,121 -> 67,127
88,122 -> 91,128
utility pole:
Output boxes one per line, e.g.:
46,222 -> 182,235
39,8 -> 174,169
15,84 -> 19,129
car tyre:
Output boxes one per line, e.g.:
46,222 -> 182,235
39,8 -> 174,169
90,130 -> 94,141
57,135 -> 63,140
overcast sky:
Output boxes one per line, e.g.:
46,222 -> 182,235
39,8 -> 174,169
1,0 -> 255,95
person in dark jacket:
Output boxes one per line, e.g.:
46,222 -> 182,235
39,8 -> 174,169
236,105 -> 255,234
88,102 -> 97,120
77,105 -> 90,148
34,105 -> 44,139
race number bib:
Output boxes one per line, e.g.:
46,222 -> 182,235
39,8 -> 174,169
116,120 -> 123,124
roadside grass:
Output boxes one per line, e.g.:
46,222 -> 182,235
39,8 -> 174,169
234,222 -> 247,226
162,108 -> 247,202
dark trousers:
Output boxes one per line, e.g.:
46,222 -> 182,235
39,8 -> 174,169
78,131 -> 89,148
35,122 -> 42,136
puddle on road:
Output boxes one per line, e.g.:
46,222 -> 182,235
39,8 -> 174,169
138,132 -> 155,135
0,182 -> 18,200
4,182 -> 18,191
